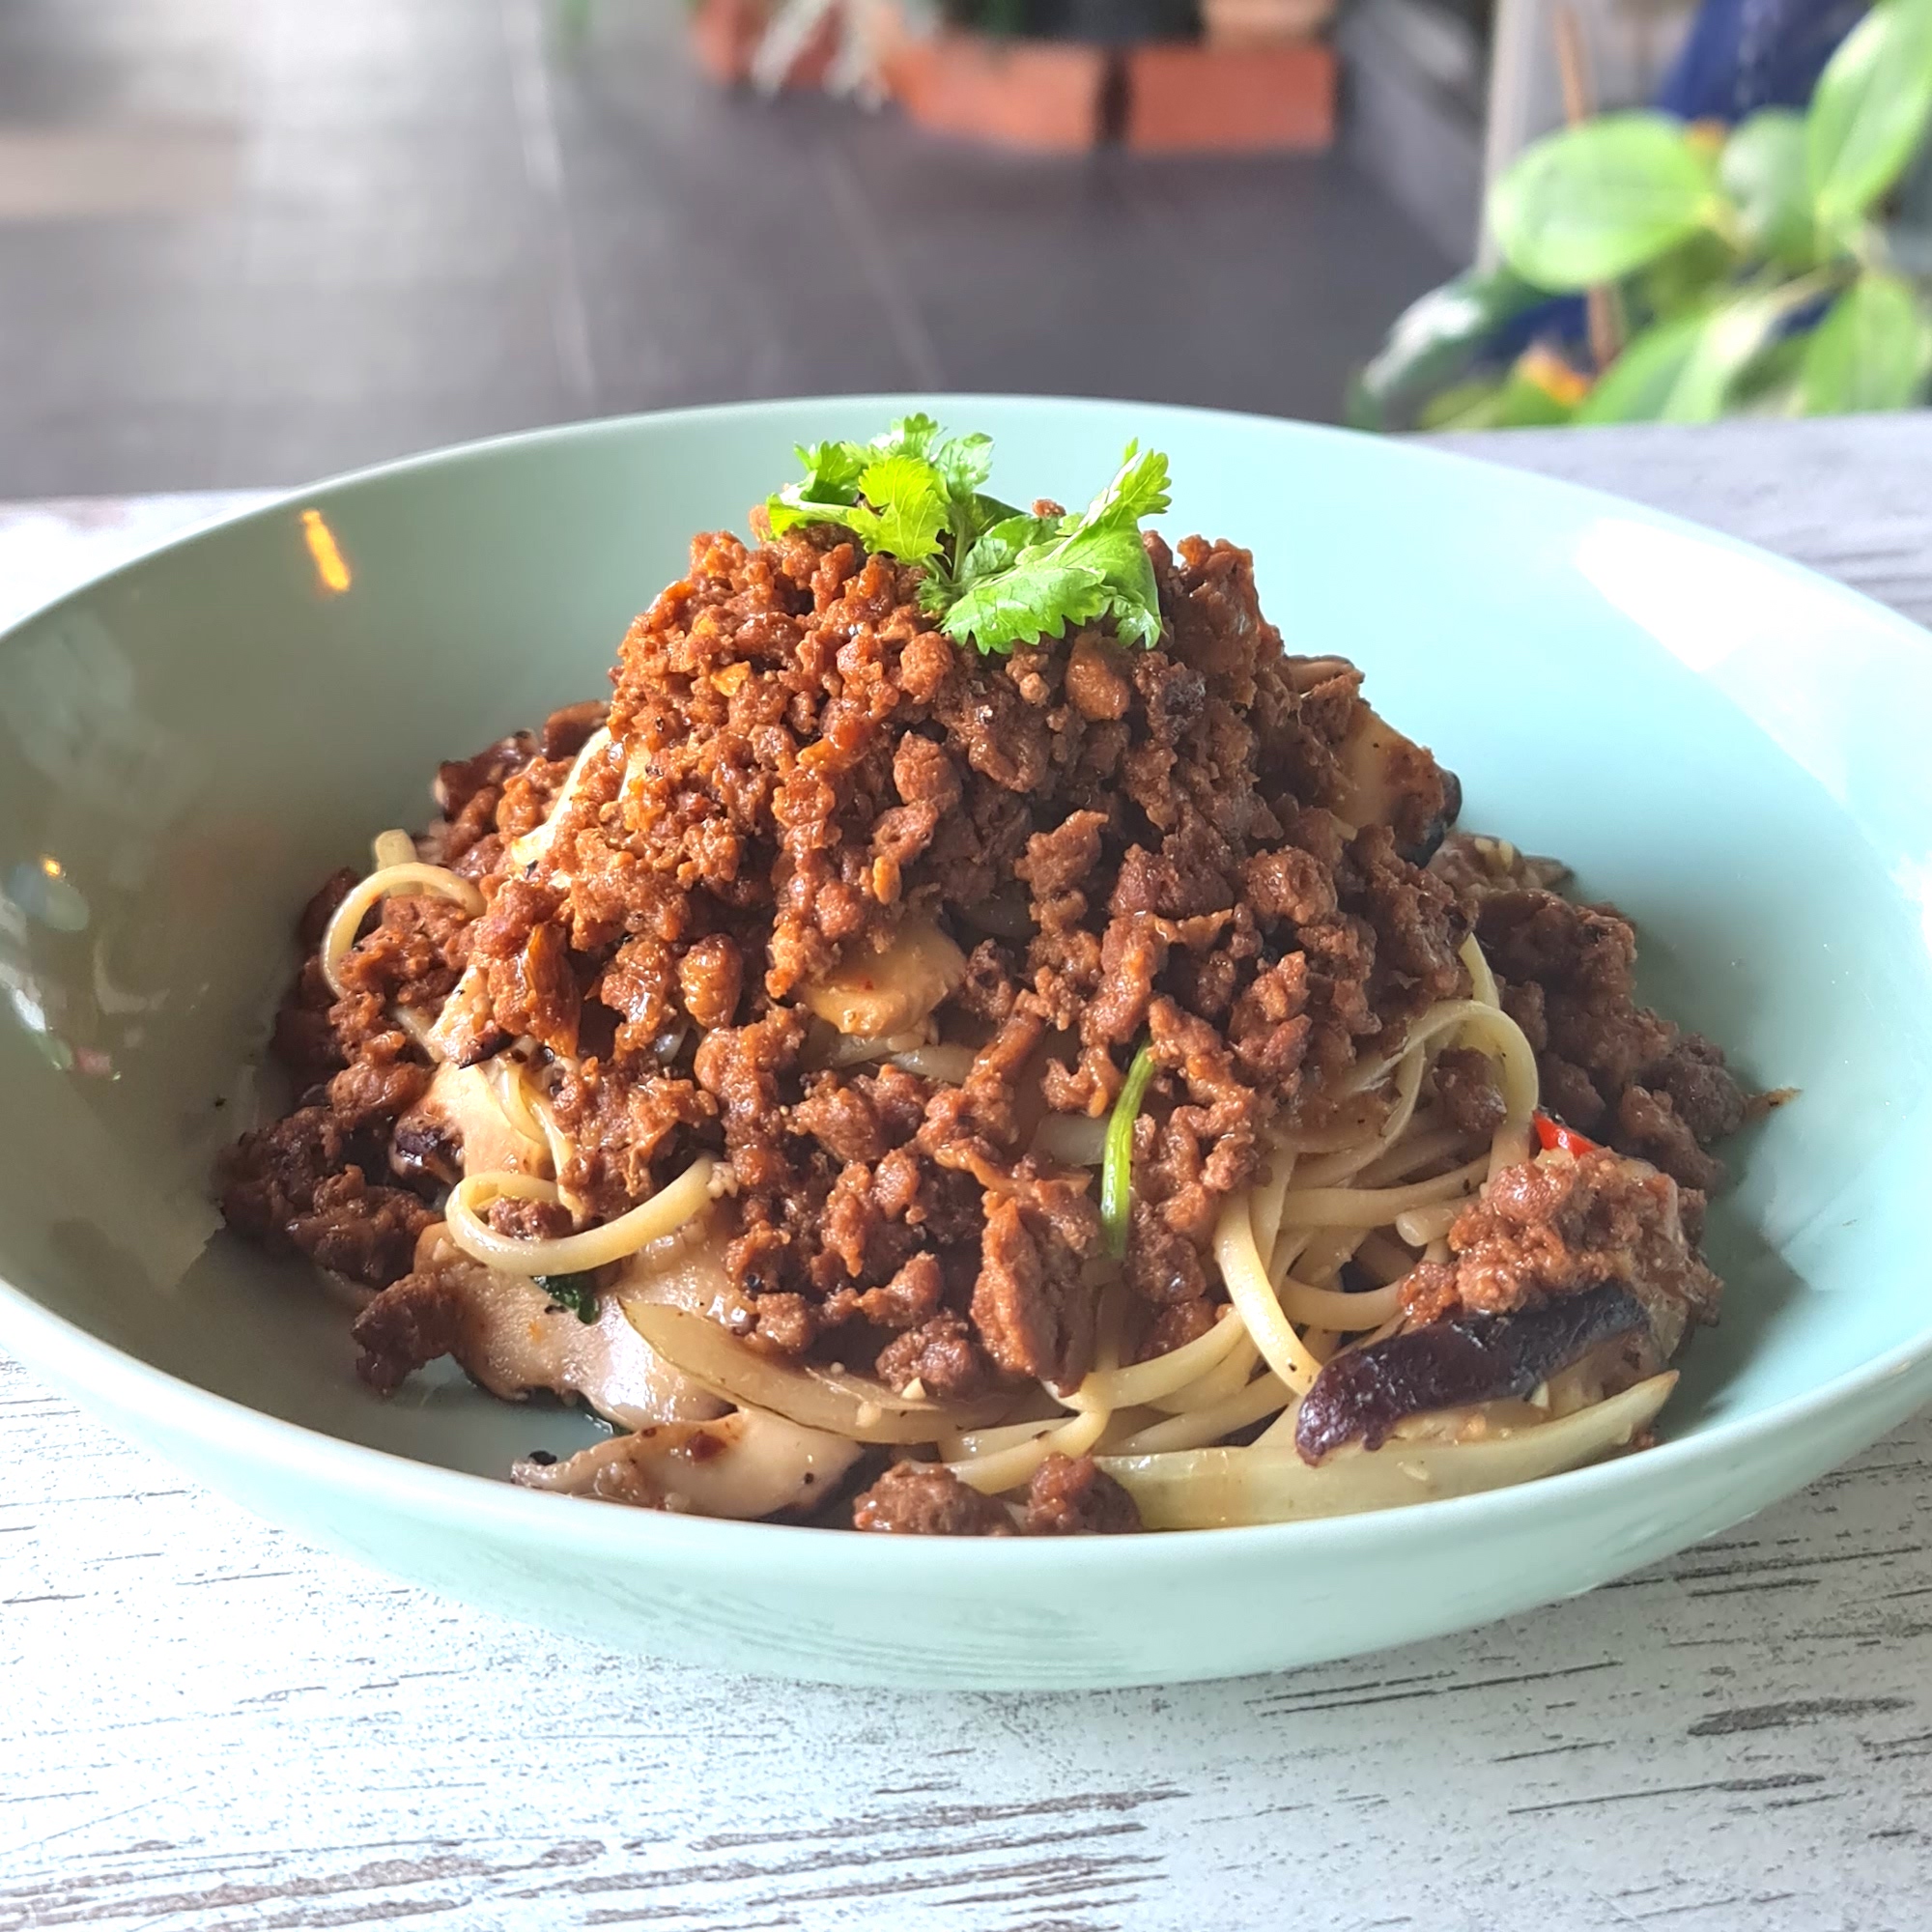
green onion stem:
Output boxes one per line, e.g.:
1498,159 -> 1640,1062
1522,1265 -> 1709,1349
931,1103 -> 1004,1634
1101,1044 -> 1157,1261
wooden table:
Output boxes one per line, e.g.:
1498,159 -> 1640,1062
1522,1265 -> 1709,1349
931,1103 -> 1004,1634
4,418 -> 1930,1931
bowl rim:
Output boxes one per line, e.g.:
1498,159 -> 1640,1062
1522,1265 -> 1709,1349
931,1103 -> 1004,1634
5,388 -> 1932,1575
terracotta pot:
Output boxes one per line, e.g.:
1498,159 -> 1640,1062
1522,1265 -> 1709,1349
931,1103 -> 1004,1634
689,0 -> 763,84
885,30 -> 1109,151
688,0 -> 837,91
1201,0 -> 1336,43
1123,40 -> 1335,152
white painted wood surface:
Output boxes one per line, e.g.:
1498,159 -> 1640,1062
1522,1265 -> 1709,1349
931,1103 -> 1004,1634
5,419 -> 1932,1930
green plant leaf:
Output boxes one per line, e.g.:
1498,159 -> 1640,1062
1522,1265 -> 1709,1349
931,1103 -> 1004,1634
1807,0 -> 1932,230
1492,360 -> 1583,427
1638,225 -> 1746,317
1414,375 -> 1510,431
1490,113 -> 1719,291
1797,270 -> 1932,412
1348,267 -> 1547,430
1719,109 -> 1815,265
1577,292 -> 1789,423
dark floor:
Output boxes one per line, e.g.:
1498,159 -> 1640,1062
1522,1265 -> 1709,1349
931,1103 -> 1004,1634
0,0 -> 1453,498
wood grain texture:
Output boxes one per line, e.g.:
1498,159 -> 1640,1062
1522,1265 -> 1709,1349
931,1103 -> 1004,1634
4,416 -> 1932,1929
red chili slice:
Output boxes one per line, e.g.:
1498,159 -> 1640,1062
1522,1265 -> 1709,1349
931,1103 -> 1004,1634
1532,1110 -> 1601,1158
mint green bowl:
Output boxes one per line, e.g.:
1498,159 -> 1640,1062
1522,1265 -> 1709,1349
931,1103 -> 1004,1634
3,397 -> 1928,1689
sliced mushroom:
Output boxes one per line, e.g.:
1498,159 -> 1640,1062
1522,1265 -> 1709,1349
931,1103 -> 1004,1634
424,961 -> 505,1066
511,1407 -> 861,1517
1293,1282 -> 1648,1464
623,1301 -> 1017,1442
391,1060 -> 539,1189
799,915 -> 967,1037
415,1232 -> 726,1429
1332,702 -> 1462,862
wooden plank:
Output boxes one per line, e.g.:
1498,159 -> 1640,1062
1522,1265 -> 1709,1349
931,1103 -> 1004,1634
4,417 -> 1932,1928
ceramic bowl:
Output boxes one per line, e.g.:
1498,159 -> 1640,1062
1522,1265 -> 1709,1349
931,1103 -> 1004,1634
2,396 -> 1928,1689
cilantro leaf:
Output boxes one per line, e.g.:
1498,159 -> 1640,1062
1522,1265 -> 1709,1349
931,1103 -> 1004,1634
1081,441 -> 1172,532
943,560 -> 1113,653
933,431 -> 994,498
853,453 -> 949,562
766,493 -> 860,538
794,439 -> 868,502
941,442 -> 1172,655
761,423 -> 1173,658
765,436 -> 876,535
875,412 -> 941,458
956,511 -> 1058,583
1059,523 -> 1165,650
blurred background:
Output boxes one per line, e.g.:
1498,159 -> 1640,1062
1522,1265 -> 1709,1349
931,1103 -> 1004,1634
1,0 -> 1925,499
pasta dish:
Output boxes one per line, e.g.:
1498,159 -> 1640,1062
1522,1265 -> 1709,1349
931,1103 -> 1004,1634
218,420 -> 1751,1535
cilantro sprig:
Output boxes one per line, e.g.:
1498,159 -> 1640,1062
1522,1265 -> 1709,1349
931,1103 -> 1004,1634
763,415 -> 1171,656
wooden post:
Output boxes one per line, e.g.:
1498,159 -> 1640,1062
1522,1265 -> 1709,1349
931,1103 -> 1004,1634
1553,2 -> 1625,372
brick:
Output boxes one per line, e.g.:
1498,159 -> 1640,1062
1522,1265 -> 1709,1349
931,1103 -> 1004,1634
1124,41 -> 1336,154
886,33 -> 1108,153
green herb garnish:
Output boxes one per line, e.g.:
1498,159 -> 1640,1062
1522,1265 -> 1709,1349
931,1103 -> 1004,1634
764,416 -> 1171,657
535,1271 -> 600,1324
1100,1044 -> 1157,1260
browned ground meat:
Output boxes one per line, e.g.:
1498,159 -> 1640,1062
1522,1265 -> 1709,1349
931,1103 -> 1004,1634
1431,1046 -> 1506,1139
351,1271 -> 465,1392
217,1105 -> 434,1290
222,534 -> 1477,1400
288,1172 -> 435,1288
219,508 -> 1748,1522
1455,885 -> 1745,1191
1429,831 -> 1572,901
1402,1148 -> 1721,1362
851,1461 -> 1015,1536
849,1454 -> 1141,1536
1023,1453 -> 1142,1535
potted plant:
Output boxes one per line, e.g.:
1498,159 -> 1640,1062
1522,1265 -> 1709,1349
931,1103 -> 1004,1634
1351,0 -> 1932,429
888,0 -> 1114,150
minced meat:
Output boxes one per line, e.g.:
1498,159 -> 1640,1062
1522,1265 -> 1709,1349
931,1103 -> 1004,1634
1453,884 -> 1746,1191
851,1460 -> 1015,1536
1401,1147 -> 1721,1362
218,511 -> 1742,1440
849,1453 -> 1142,1536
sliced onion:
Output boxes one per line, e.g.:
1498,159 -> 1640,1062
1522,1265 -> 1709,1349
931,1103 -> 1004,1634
622,1303 -> 1017,1444
506,724 -> 611,869
809,1027 -> 930,1070
1096,1373 -> 1676,1529
888,1043 -> 978,1084
1031,1113 -> 1109,1167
